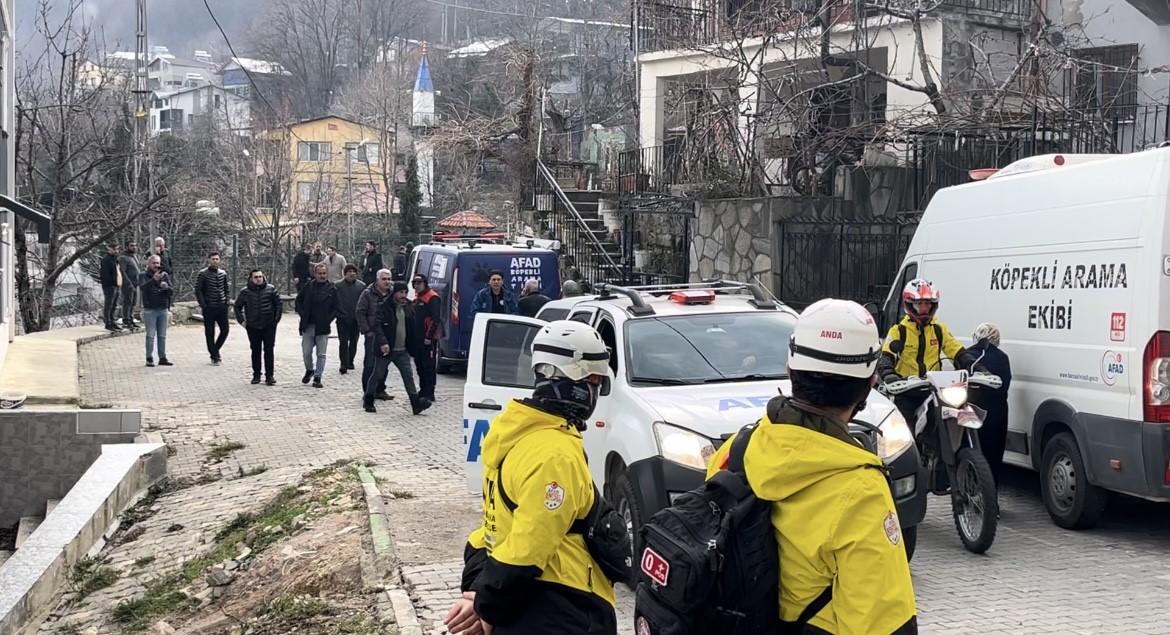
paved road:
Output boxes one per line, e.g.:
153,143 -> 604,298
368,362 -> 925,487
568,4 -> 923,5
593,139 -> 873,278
80,321 -> 1170,634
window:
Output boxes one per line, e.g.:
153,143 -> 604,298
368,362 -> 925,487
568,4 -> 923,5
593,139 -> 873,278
1068,44 -> 1139,119
214,94 -> 222,108
297,141 -> 332,162
626,313 -> 796,384
597,317 -> 619,373
569,310 -> 593,324
354,143 -> 380,164
537,307 -> 570,322
482,320 -> 542,388
296,181 -> 330,203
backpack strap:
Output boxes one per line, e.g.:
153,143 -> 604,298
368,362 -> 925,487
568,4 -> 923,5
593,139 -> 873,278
897,322 -> 906,348
795,585 -> 833,625
726,423 -> 759,476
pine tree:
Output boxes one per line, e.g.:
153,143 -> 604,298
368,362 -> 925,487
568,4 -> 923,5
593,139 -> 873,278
398,155 -> 422,238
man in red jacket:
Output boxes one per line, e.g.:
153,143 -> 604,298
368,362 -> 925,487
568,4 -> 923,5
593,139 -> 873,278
412,274 -> 442,402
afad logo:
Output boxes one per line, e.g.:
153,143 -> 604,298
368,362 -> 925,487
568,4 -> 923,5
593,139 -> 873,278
1101,351 -> 1125,387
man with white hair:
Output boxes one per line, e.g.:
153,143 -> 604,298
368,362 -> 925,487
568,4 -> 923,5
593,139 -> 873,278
153,237 -> 173,275
517,278 -> 550,317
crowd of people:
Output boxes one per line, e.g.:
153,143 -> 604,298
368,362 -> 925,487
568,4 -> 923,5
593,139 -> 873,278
99,238 -> 436,415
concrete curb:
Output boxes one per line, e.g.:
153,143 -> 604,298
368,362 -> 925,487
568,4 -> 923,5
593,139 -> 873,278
356,465 -> 424,635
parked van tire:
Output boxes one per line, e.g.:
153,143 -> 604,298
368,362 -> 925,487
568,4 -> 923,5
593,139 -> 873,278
1041,432 -> 1107,530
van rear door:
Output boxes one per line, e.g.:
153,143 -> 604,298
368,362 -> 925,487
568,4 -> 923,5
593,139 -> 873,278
463,312 -> 546,493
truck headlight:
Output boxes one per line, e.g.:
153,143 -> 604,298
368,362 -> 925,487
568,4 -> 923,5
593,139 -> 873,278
876,410 -> 915,461
939,386 -> 968,408
653,422 -> 715,471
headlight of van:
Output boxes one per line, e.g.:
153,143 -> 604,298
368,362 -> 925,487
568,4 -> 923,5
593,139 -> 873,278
653,422 -> 715,471
876,410 -> 915,461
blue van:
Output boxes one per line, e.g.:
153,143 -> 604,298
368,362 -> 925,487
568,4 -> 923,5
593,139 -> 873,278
406,242 -> 561,372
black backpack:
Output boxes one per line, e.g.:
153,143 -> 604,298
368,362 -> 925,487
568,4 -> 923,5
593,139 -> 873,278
496,459 -> 631,584
633,423 -> 832,635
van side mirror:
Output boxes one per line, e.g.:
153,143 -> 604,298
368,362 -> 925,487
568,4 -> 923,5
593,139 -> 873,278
600,376 -> 612,397
862,302 -> 882,329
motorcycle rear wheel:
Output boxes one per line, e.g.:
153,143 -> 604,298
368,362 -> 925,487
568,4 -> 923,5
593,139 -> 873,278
950,447 -> 999,554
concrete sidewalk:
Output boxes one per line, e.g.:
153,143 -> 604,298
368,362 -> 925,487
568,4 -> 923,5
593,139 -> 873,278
0,325 -> 116,405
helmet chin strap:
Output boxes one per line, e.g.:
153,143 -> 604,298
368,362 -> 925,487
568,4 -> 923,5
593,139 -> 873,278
525,376 -> 598,431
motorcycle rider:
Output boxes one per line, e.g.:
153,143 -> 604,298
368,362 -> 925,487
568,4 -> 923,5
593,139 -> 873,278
705,298 -> 918,633
877,278 -> 982,426
446,320 -> 618,635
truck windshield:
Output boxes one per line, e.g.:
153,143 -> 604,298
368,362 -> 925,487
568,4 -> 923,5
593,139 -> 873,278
626,312 -> 796,385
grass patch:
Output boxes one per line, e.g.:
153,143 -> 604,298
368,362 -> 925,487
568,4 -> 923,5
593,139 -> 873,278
387,489 -> 414,500
267,594 -> 331,620
109,466 -> 360,632
70,557 -> 119,600
78,401 -> 114,410
207,441 -> 246,462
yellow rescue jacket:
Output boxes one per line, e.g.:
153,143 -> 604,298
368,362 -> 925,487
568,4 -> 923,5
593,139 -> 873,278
881,315 -> 966,379
467,400 -> 616,610
706,399 -> 917,635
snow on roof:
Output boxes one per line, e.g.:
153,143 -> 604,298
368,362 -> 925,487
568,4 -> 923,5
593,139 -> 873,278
222,57 -> 290,76
447,39 -> 512,59
542,16 -> 631,29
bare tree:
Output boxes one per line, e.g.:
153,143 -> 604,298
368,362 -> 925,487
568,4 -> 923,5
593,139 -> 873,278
14,0 -> 166,332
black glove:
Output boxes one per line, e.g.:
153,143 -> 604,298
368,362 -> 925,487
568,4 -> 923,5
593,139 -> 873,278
973,364 -> 989,375
882,372 -> 902,385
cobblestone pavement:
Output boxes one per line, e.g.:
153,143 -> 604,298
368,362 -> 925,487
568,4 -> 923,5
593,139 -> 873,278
78,323 -> 1170,634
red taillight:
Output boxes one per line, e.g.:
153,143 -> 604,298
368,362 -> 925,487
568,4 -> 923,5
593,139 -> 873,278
1054,155 -> 1066,166
451,268 -> 460,325
1143,331 -> 1170,422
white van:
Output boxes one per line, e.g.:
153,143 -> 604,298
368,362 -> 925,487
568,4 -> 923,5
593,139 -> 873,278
873,149 -> 1170,530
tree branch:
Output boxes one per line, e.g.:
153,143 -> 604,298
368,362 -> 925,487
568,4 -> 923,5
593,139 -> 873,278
44,193 -> 166,285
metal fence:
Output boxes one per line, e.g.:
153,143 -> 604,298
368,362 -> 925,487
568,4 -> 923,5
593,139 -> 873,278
772,217 -> 918,310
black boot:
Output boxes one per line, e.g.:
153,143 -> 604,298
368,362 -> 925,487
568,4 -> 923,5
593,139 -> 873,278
251,374 -> 261,385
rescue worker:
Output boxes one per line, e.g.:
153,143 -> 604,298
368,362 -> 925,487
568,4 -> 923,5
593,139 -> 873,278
705,299 -> 918,634
446,321 -> 617,635
877,278 -> 980,424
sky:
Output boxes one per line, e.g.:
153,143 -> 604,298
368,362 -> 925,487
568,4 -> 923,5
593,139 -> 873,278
15,0 -> 255,60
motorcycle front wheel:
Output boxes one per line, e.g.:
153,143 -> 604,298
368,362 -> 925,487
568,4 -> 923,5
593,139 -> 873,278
950,447 -> 999,554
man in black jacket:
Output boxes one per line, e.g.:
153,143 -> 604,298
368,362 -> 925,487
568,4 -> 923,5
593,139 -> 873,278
195,252 -> 232,365
336,264 -> 366,374
296,263 -> 339,388
153,237 -> 174,275
411,274 -> 442,402
393,246 -> 408,280
292,244 -> 312,292
99,244 -> 122,332
357,269 -> 394,402
366,282 -> 432,415
361,241 -> 384,286
234,269 -> 283,385
138,254 -> 173,367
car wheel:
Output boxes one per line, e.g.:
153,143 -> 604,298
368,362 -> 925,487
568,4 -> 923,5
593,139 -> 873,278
902,524 -> 917,562
1041,431 -> 1107,530
610,471 -> 643,589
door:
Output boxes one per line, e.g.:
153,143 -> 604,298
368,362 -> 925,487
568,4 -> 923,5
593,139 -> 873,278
582,311 -> 621,487
463,312 -> 547,493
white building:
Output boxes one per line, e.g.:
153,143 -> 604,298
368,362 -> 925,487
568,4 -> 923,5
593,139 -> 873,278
634,0 -> 1170,188
148,85 -> 251,137
147,55 -> 218,91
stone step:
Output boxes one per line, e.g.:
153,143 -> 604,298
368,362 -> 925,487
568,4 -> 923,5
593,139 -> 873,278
15,516 -> 44,549
564,190 -> 602,204
0,550 -> 12,566
46,499 -> 61,517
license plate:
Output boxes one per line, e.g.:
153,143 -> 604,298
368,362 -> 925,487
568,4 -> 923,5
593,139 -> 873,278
956,410 -> 983,429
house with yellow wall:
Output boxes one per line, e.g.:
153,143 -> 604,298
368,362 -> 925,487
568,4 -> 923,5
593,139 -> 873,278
264,115 -> 407,221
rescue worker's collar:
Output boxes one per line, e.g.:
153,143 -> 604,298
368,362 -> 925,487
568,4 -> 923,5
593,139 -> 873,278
767,396 -> 860,449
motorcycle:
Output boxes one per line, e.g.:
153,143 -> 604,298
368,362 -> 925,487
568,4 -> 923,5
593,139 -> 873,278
878,354 -> 1003,554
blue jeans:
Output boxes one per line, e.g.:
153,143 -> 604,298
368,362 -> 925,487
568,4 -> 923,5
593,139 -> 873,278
143,308 -> 168,361
301,324 -> 329,379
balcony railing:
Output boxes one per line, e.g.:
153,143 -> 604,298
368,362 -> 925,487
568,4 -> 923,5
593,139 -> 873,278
636,0 -> 1034,53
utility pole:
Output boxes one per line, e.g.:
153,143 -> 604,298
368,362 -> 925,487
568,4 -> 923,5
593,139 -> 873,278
344,143 -> 358,254
132,0 -> 153,245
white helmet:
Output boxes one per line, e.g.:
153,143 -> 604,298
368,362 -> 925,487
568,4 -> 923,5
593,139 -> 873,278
973,322 -> 1001,347
788,299 -> 881,379
531,320 -> 612,381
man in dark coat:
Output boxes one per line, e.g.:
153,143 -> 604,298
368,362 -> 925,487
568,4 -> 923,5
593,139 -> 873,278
234,269 -> 283,385
335,264 -> 367,374
361,241 -> 384,286
99,243 -> 122,332
292,243 -> 312,292
296,263 -> 339,388
393,246 -> 408,281
412,274 -> 442,402
968,322 -> 1013,488
366,282 -> 432,415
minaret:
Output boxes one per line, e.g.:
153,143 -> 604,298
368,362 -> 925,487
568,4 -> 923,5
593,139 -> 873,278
412,42 -> 436,209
